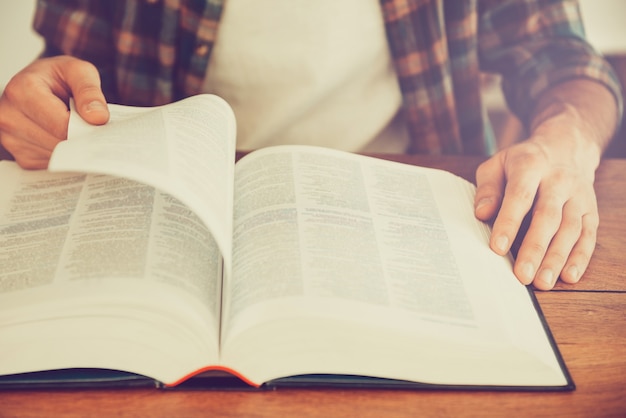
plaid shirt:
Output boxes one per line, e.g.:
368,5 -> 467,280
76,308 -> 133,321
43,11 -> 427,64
34,0 -> 623,155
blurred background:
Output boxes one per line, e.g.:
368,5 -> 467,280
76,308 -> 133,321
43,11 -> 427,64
1,1 -> 624,155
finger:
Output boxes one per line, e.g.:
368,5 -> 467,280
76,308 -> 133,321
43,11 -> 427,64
529,208 -> 597,290
560,210 -> 598,285
523,206 -> 575,290
474,155 -> 505,221
0,104 -> 64,162
1,132 -> 53,169
513,185 -> 568,286
489,165 -> 541,256
13,151 -> 53,170
1,72 -> 71,141
58,59 -> 109,126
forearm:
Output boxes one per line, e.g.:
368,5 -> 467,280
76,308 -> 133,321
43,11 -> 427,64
528,78 -> 621,172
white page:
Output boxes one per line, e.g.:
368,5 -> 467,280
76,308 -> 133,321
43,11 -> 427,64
0,161 -> 221,384
0,162 -> 85,292
220,145 -> 566,387
225,146 -> 484,334
48,94 -> 236,273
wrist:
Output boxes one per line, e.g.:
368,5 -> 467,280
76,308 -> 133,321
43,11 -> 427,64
528,78 -> 619,172
530,102 -> 602,172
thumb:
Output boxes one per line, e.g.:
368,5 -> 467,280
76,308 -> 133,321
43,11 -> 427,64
59,58 -> 110,126
76,96 -> 110,125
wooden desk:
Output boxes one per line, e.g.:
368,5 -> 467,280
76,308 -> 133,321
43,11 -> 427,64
1,155 -> 625,418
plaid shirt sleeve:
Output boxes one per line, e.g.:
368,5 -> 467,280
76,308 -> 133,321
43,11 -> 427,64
33,0 -> 223,106
477,0 -> 624,128
382,0 -> 623,155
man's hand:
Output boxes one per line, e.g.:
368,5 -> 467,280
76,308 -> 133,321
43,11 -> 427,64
474,137 -> 599,290
474,79 -> 619,290
0,56 -> 109,169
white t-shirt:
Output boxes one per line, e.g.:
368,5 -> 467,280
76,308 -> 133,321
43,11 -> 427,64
202,0 -> 409,153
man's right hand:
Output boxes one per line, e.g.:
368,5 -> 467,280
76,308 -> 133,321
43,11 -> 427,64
0,56 -> 110,169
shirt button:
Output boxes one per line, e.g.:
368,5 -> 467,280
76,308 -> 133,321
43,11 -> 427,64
195,44 -> 210,57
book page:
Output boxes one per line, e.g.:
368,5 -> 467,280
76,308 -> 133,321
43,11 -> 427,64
48,94 -> 236,271
220,145 -> 566,387
226,146 -> 479,328
0,161 -> 221,384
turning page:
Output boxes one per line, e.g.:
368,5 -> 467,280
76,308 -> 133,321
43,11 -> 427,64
48,94 -> 237,270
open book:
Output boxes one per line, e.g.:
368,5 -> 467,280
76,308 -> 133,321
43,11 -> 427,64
0,94 -> 573,390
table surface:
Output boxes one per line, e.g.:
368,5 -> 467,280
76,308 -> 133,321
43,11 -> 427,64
1,154 -> 625,418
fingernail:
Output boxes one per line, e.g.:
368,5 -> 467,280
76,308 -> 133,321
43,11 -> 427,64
86,101 -> 106,112
521,261 -> 535,282
566,265 -> 579,282
494,235 -> 509,253
476,197 -> 493,210
537,268 -> 554,287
